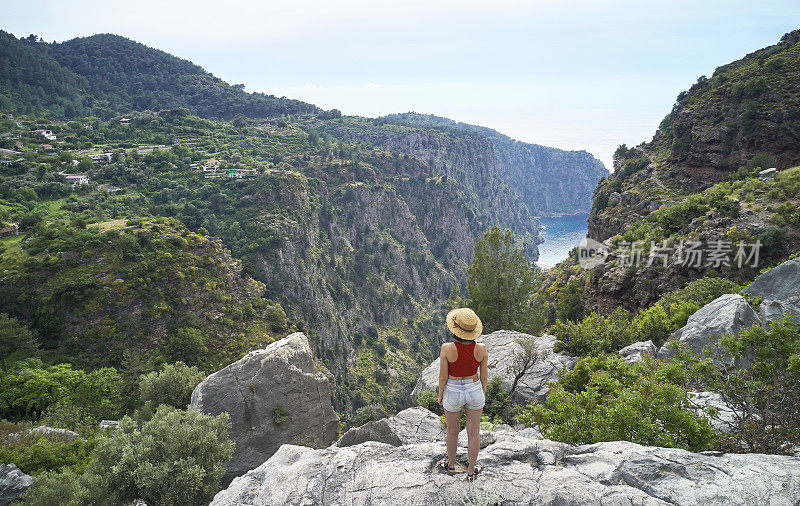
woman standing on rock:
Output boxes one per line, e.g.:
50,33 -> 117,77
437,307 -> 488,481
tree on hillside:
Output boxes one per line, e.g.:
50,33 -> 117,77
0,313 -> 39,371
466,227 -> 537,333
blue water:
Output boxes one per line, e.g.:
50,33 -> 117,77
536,213 -> 589,268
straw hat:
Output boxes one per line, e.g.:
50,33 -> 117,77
446,308 -> 483,341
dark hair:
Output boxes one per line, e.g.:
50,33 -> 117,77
452,333 -> 474,344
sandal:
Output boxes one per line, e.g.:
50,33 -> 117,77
438,458 -> 455,475
465,464 -> 483,481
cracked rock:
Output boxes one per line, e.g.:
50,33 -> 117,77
336,407 -> 445,447
191,332 -> 339,485
211,431 -> 800,505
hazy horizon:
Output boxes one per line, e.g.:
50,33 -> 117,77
4,0 -> 800,169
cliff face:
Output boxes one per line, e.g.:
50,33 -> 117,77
589,30 -> 800,242
232,125 -> 542,413
379,112 -> 609,217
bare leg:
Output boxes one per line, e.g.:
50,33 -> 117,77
444,408 -> 461,469
465,407 -> 482,474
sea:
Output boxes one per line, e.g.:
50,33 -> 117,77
535,213 -> 589,269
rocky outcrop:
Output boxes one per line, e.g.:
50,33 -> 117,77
742,257 -> 800,328
211,429 -> 800,505
618,340 -> 657,363
336,407 -> 445,448
410,331 -> 576,404
0,464 -> 33,506
657,294 -> 760,366
5,426 -> 82,443
190,332 -> 339,484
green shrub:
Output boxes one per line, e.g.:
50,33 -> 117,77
353,404 -> 386,427
668,300 -> 703,329
629,303 -> 672,347
759,226 -> 788,261
0,359 -> 122,422
22,469 -> 106,506
553,277 -> 584,323
91,407 -> 234,505
162,327 -> 207,366
552,308 -> 635,355
554,303 -> 675,356
517,354 -> 716,451
272,405 -> 288,425
483,376 -> 513,423
736,152 -> 777,180
685,316 -> 800,454
415,390 -> 442,415
137,361 -> 205,417
656,195 -> 709,235
658,277 -> 740,310
0,433 -> 95,476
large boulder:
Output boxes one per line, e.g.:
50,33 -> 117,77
211,431 -> 800,505
618,340 -> 657,363
742,257 -> 800,328
0,464 -> 33,506
657,294 -> 760,366
190,332 -> 339,485
336,407 -> 445,447
411,331 -> 575,404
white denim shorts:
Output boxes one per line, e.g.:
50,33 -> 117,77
442,378 -> 485,412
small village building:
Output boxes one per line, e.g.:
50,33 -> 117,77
89,153 -> 114,163
32,129 -> 56,141
59,171 -> 90,185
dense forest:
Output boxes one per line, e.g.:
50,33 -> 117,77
0,31 -> 320,119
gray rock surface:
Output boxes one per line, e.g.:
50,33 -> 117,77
743,257 -> 800,329
99,420 -> 119,430
0,464 -> 33,506
5,426 -> 82,444
618,340 -> 657,363
688,391 -> 739,432
758,299 -> 800,329
336,407 -> 445,447
411,331 -> 575,404
657,294 -> 760,366
456,428 -> 495,449
211,431 -> 800,505
190,332 -> 339,485
758,167 -> 778,181
742,257 -> 800,303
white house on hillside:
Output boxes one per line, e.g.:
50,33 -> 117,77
58,171 -> 90,186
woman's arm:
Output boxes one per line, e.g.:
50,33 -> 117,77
437,344 -> 449,405
480,346 -> 488,394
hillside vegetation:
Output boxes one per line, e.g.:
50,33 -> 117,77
0,31 -> 319,119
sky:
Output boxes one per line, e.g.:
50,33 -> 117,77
3,0 -> 800,169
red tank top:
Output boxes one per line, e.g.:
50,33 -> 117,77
448,341 -> 479,377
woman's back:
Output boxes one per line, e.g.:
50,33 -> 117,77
448,340 -> 481,377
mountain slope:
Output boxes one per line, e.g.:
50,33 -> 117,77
0,31 -> 319,119
380,112 -> 608,217
0,217 -> 293,368
589,29 -> 800,241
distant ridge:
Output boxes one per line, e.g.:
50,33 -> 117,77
0,31 -> 320,119
380,112 -> 609,217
